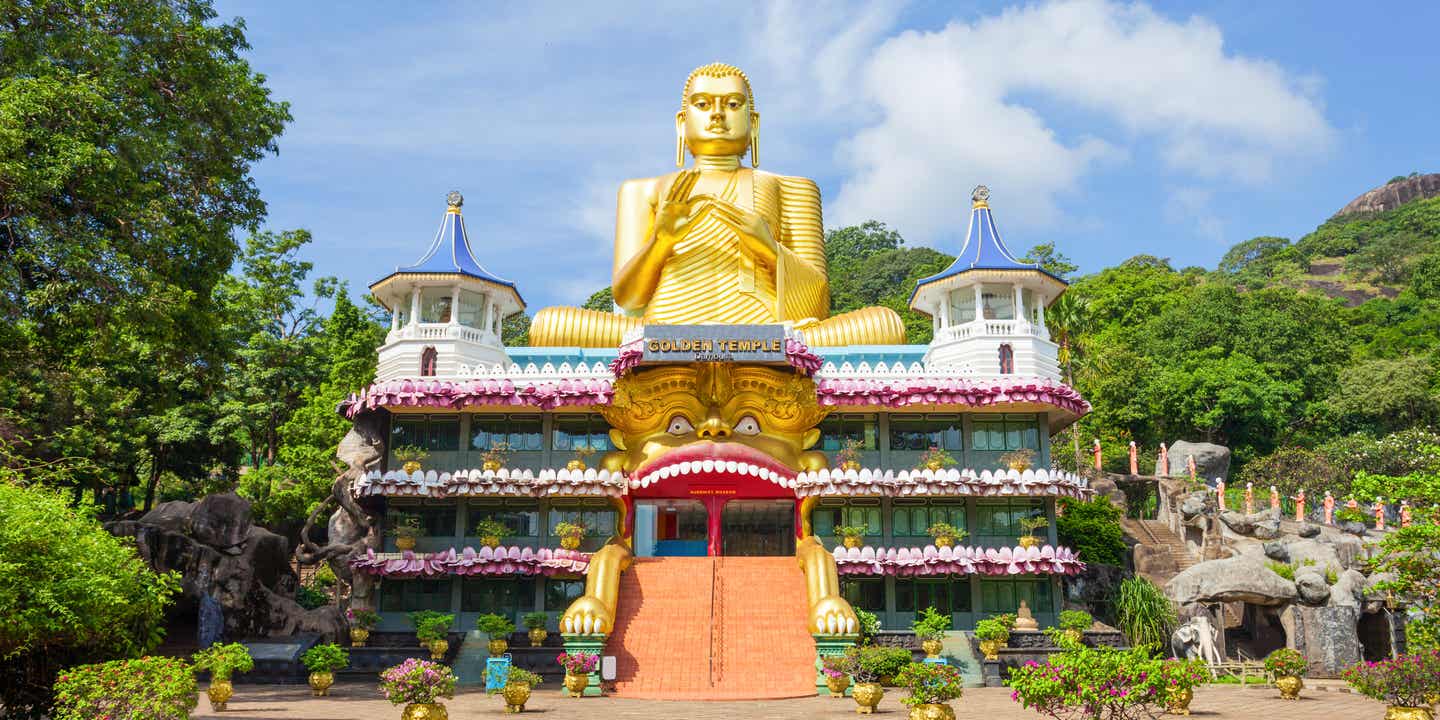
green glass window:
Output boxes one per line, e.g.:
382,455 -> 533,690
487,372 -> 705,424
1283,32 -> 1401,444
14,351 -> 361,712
392,416 -> 460,452
969,414 -> 1040,452
460,578 -> 533,616
390,506 -> 457,537
469,414 -> 544,451
979,578 -> 1052,614
380,579 -> 453,612
467,500 -> 539,538
547,502 -> 617,538
552,414 -> 614,453
891,502 -> 967,538
888,415 -> 963,451
819,414 -> 878,452
812,500 -> 881,537
840,579 -> 886,614
974,500 -> 1043,538
895,579 -> 971,614
545,579 -> 586,611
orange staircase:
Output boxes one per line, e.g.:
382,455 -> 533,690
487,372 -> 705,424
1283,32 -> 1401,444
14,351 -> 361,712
608,556 -> 816,700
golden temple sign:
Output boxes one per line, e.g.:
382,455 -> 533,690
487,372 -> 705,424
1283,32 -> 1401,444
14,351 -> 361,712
640,324 -> 786,364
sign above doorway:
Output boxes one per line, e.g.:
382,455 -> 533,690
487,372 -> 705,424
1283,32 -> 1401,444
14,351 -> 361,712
640,324 -> 787,364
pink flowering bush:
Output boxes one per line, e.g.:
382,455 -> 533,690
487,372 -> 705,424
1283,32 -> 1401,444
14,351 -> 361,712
1006,646 -> 1173,720
52,656 -> 197,720
379,658 -> 457,705
556,651 -> 599,674
1263,648 -> 1308,678
1341,651 -> 1440,708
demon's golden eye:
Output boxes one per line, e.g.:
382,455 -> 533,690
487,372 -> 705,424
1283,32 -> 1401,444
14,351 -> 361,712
734,415 -> 760,435
666,415 -> 695,435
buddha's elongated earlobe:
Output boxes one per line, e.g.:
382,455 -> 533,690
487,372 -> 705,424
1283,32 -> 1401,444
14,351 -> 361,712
750,112 -> 760,167
675,111 -> 686,168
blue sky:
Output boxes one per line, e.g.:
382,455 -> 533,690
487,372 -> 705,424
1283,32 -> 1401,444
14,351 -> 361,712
217,0 -> 1440,312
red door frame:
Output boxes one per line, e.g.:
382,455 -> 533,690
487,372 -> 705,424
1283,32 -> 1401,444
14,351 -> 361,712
627,467 -> 798,557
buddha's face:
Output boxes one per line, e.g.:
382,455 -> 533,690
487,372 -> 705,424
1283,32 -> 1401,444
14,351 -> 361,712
680,73 -> 752,157
600,364 -> 828,486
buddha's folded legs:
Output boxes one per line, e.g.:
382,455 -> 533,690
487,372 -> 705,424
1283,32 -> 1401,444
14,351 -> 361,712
798,306 -> 907,346
530,306 -> 644,347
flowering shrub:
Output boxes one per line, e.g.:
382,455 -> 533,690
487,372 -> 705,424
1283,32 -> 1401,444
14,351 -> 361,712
833,644 -> 911,683
1341,651 -> 1440,708
1058,610 -> 1093,632
379,658 -> 456,704
1157,658 -> 1210,692
191,642 -> 254,681
347,607 -> 380,629
895,662 -> 965,706
301,643 -> 349,673
52,656 -> 197,720
918,446 -> 957,469
1263,648 -> 1308,678
556,651 -> 599,674
975,618 -> 1011,642
1006,646 -> 1171,720
821,654 -> 848,679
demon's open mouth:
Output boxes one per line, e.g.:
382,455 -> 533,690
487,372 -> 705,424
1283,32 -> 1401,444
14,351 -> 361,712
629,441 -> 797,490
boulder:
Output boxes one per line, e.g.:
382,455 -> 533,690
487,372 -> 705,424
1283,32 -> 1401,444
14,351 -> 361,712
1179,492 -> 1209,520
1297,524 -> 1321,538
1329,570 -> 1368,608
1292,605 -> 1362,677
1294,569 -> 1332,606
1166,556 -> 1297,606
1134,544 -> 1180,579
1219,511 -> 1252,534
1252,514 -> 1282,540
1089,477 -> 1128,508
1342,521 -> 1367,536
1166,441 -> 1232,482
1263,541 -> 1290,562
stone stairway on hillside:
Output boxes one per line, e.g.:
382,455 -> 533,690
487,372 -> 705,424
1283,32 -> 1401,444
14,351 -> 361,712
608,556 -> 817,700
1122,518 -> 1197,587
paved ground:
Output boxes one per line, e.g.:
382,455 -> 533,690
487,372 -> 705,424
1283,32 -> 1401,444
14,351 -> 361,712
194,682 -> 1391,719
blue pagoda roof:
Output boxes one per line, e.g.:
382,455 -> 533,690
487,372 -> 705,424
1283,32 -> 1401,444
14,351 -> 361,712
371,191 -> 523,305
909,186 -> 1064,305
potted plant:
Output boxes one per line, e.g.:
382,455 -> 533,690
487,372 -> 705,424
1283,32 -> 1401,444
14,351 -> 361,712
347,607 -> 380,647
1342,651 -> 1440,720
835,524 -> 869,549
553,520 -> 589,550
523,611 -> 549,647
1056,609 -> 1093,645
390,513 -> 422,551
567,444 -> 596,471
192,642 -> 254,711
494,667 -> 543,713
856,608 -> 882,646
836,438 -> 864,472
1008,645 -> 1172,719
408,610 -> 445,646
1158,657 -> 1210,716
896,661 -> 965,719
999,447 -> 1036,472
1018,516 -> 1048,548
836,644 -> 902,714
918,446 -> 956,472
474,517 -> 511,549
379,658 -> 456,720
482,440 -> 511,472
913,606 -> 952,659
52,657 -> 197,720
974,618 -> 1011,661
926,522 -> 966,548
557,651 -> 599,697
822,654 -> 851,698
1265,647 -> 1308,700
414,613 -> 454,661
394,444 -> 428,474
476,613 -> 516,655
300,643 -> 349,697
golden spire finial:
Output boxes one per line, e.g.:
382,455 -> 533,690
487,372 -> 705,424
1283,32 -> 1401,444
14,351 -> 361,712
972,185 -> 990,209
446,190 -> 464,214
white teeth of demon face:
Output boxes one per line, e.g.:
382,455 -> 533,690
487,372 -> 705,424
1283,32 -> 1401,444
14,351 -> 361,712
630,458 -> 795,489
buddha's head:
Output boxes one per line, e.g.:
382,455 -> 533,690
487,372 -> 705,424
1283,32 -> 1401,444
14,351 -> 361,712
599,363 -> 827,484
678,62 -> 758,162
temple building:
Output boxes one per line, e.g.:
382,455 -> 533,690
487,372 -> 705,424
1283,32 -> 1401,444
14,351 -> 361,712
339,63 -> 1092,698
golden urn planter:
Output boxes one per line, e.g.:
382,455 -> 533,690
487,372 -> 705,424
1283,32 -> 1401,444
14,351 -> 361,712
843,536 -> 864,549
1166,687 -> 1193,715
206,679 -> 233,711
921,638 -> 944,658
350,627 -> 370,647
528,628 -> 548,647
979,639 -> 1005,661
1385,707 -> 1434,720
840,461 -> 862,472
566,459 -> 587,471
825,674 -> 851,697
564,672 -> 589,697
308,671 -> 334,697
489,638 -> 509,656
1008,461 -> 1031,472
560,535 -> 582,550
428,638 -> 449,661
402,461 -> 422,474
924,461 -> 944,472
910,704 -> 956,720
396,536 -> 417,552
852,682 -> 884,714
1274,674 -> 1303,700
482,459 -> 503,472
933,536 -> 955,548
402,703 -> 449,720
481,535 -> 502,549
502,682 -> 532,713
1017,535 -> 1040,549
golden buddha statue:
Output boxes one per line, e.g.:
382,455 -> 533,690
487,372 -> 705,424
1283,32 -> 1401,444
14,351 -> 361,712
530,63 -> 905,347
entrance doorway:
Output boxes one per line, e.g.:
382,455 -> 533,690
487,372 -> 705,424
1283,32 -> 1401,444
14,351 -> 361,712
633,500 -> 708,557
722,500 -> 795,556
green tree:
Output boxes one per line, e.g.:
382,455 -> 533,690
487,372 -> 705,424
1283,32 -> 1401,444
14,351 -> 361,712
1021,242 -> 1079,281
1370,508 -> 1440,651
0,0 -> 290,503
1326,356 -> 1440,434
825,221 -> 953,343
0,484 -> 179,717
1057,497 -> 1126,566
582,287 -> 614,312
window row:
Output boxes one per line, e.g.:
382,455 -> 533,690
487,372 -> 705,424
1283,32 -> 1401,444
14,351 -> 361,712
818,413 -> 1042,454
387,500 -> 617,538
378,577 -> 586,614
811,499 -> 1042,540
390,414 -> 613,454
841,576 -> 1053,617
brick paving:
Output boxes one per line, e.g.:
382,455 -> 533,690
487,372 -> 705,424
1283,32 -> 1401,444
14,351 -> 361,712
194,682 -> 1393,719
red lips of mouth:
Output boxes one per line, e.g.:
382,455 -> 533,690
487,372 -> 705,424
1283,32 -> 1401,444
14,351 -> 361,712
630,441 -> 796,488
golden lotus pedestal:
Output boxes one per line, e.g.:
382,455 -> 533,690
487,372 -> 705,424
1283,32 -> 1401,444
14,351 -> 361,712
1275,675 -> 1303,700
403,703 -> 449,720
852,682 -> 884,714
502,682 -> 532,713
1166,687 -> 1193,715
207,679 -> 233,711
909,704 -> 956,720
564,672 -> 589,698
825,675 -> 851,697
1385,707 -> 1434,720
308,671 -> 334,697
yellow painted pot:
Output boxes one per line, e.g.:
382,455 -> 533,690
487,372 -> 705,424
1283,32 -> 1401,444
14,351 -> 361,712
308,671 -> 334,697
403,461 -> 422,474
840,461 -> 861,472
566,459 -> 586,471
350,627 -> 370,647
921,638 -> 944,658
1017,535 -> 1040,548
564,672 -> 589,697
933,536 -> 954,548
1385,707 -> 1434,720
396,536 -> 417,552
1008,461 -> 1031,472
1275,675 -> 1303,700
528,628 -> 548,647
910,704 -> 956,720
489,638 -> 509,656
843,536 -> 864,549
482,459 -> 502,472
429,638 -> 448,660
852,682 -> 884,714
502,682 -> 532,713
560,535 -> 582,550
402,703 -> 449,720
207,679 -> 233,711
481,535 -> 502,549
1166,687 -> 1193,715
979,639 -> 1005,661
825,674 -> 851,697
925,461 -> 944,471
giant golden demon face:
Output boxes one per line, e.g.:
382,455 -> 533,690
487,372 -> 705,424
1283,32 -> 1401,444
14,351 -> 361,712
600,363 -> 829,485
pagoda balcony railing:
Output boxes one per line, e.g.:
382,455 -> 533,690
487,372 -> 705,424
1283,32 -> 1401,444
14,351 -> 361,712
935,318 -> 1050,343
387,322 -> 499,345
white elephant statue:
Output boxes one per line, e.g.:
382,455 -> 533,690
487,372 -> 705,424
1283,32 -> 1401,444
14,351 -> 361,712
1170,615 -> 1222,672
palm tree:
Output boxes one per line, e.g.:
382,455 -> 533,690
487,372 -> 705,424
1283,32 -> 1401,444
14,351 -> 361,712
1045,293 -> 1093,472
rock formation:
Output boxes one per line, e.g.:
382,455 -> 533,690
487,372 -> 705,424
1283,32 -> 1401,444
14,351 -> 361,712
1165,441 -> 1231,482
1332,173 -> 1440,217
